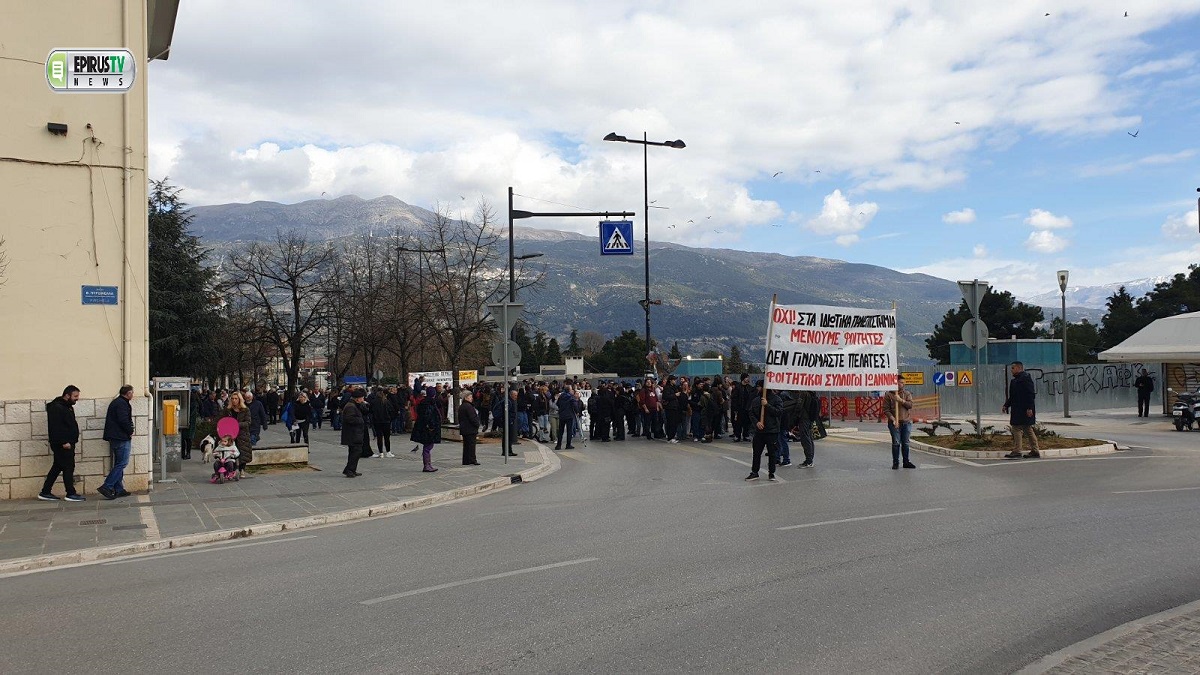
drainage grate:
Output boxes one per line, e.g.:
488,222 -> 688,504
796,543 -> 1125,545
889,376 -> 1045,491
112,524 -> 149,531
79,519 -> 108,526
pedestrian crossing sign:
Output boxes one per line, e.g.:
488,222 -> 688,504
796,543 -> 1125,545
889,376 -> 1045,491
600,220 -> 634,256
957,370 -> 973,387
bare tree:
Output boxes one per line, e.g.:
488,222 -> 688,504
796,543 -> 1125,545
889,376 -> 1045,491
333,230 -> 398,387
580,330 -> 605,356
223,230 -> 338,395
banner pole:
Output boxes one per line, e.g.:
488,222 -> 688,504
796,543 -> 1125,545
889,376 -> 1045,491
760,293 -> 778,426
893,300 -> 900,423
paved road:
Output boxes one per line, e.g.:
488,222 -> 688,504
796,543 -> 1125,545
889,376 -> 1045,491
4,430 -> 1200,674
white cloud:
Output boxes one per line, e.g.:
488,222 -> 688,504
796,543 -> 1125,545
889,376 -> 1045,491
943,208 -> 977,224
1027,230 -> 1070,254
973,244 -> 988,258
1162,211 -> 1200,240
1025,208 -> 1074,230
805,190 -> 878,246
1079,150 -> 1197,177
1120,54 -> 1197,79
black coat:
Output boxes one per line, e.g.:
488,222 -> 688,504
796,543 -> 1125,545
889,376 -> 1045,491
248,400 -> 268,431
102,396 -> 134,442
458,401 -> 481,436
369,396 -> 396,423
556,393 -> 577,420
340,400 -> 367,446
757,392 -> 784,436
411,400 -> 442,445
1004,371 -> 1037,425
46,397 -> 79,449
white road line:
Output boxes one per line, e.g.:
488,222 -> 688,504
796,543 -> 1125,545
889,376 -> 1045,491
1113,486 -> 1200,495
360,557 -> 599,605
777,508 -> 945,531
101,535 -> 317,565
722,456 -> 752,467
721,456 -> 786,482
910,447 -> 984,467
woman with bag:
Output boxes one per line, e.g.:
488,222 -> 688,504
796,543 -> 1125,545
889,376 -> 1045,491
411,387 -> 442,472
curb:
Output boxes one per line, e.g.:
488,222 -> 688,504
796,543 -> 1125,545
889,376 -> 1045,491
824,427 -> 860,435
909,437 -> 1119,460
0,442 -> 560,575
1015,596 -> 1200,674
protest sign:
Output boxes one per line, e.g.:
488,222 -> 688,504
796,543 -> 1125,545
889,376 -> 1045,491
764,302 -> 899,391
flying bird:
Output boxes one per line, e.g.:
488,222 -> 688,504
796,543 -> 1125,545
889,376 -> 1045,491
460,195 -> 466,200
772,171 -> 783,177
814,170 -> 821,173
687,219 -> 695,223
1124,11 -> 1128,17
1128,129 -> 1139,138
1045,12 -> 1050,16
954,121 -> 961,125
320,191 -> 327,196
714,229 -> 724,234
668,224 -> 677,229
650,199 -> 658,204
771,223 -> 782,227
706,215 -> 712,220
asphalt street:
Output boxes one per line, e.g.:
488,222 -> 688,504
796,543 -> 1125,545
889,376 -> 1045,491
4,424 -> 1200,674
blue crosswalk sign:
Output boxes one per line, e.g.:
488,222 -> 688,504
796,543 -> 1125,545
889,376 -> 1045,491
600,220 -> 634,256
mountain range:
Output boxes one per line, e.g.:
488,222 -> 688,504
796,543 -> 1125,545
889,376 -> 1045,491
1021,277 -> 1171,310
187,195 -> 1120,365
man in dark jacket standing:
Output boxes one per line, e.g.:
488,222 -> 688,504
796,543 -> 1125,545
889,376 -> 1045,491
98,385 -> 135,500
459,390 -> 481,465
245,391 -> 268,447
40,385 -> 84,501
1135,368 -> 1155,418
262,388 -> 280,425
554,387 -> 577,451
341,389 -> 367,478
1003,361 -> 1039,459
748,385 -> 784,481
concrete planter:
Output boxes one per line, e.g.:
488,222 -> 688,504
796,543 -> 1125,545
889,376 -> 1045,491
910,437 -> 1118,460
248,444 -> 309,466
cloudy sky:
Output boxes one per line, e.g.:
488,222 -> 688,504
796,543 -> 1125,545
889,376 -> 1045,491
150,0 -> 1200,298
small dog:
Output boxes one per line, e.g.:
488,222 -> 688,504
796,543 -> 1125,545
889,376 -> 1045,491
199,435 -> 217,463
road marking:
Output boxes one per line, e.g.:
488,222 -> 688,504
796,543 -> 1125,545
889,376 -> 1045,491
559,451 -> 594,464
136,493 -> 161,540
777,508 -> 945,531
361,557 -> 599,605
1113,486 -> 1200,495
722,456 -> 752,467
909,447 -> 984,467
101,535 -> 317,565
721,456 -> 786,482
822,436 -> 876,445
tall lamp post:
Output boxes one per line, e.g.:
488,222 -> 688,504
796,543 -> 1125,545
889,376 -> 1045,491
603,131 -> 685,355
1058,270 -> 1070,418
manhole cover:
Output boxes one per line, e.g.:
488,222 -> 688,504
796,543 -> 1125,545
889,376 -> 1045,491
112,524 -> 149,531
79,519 -> 107,526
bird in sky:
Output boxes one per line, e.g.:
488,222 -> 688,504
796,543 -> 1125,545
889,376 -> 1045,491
650,199 -> 658,204
706,215 -> 712,219
320,191 -> 328,197
771,223 -> 782,227
1128,129 -> 1139,138
814,170 -> 821,173
954,121 -> 961,125
668,224 -> 676,229
772,171 -> 783,177
1045,12 -> 1050,16
687,219 -> 694,223
460,195 -> 466,200
714,229 -> 724,234
1124,11 -> 1128,17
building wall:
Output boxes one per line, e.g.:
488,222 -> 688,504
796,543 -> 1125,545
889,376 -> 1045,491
0,0 -> 152,499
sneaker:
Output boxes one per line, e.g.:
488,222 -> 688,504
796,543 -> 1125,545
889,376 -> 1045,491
799,461 -> 813,468
768,474 -> 776,481
36,493 -> 59,501
903,462 -> 917,469
64,494 -> 86,502
668,439 -> 679,444
745,473 -> 760,481
1003,451 -> 1023,459
1023,451 -> 1041,459
780,460 -> 792,466
116,490 -> 132,498
97,485 -> 117,500
384,452 -> 396,458
422,467 -> 439,473
892,463 -> 900,470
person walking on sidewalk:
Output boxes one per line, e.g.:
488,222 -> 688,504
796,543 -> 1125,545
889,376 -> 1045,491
747,384 -> 783,481
289,393 -> 312,445
40,385 -> 85,501
883,380 -> 916,470
341,388 -> 367,478
1003,361 -> 1039,459
413,386 -> 442,472
369,388 -> 396,457
1135,368 -> 1155,418
459,390 -> 481,465
98,385 -> 135,500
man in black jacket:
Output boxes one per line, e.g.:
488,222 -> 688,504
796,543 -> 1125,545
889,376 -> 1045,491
40,385 -> 84,501
458,390 -> 481,465
1135,368 -> 1155,418
245,391 -> 268,447
98,385 -> 135,500
341,389 -> 368,477
1003,361 -> 1039,459
748,384 -> 783,481
262,388 -> 279,425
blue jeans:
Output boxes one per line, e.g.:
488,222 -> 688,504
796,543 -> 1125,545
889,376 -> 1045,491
517,412 -> 530,435
103,440 -> 131,492
250,429 -> 260,447
778,430 -> 791,462
888,421 -> 912,464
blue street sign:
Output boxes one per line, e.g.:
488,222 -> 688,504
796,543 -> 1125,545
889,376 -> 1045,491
81,285 -> 118,305
933,372 -> 946,386
600,220 -> 634,256
344,376 -> 367,386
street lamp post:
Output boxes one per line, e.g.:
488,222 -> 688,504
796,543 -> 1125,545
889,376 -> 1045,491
1058,270 -> 1070,418
603,132 -> 686,355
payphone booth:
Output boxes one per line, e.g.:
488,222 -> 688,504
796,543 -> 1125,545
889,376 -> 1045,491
151,377 -> 191,482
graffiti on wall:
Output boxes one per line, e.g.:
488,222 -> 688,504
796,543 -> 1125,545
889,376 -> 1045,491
1024,362 -> 1149,399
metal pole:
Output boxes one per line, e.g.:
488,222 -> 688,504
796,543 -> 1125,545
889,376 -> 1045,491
1062,290 -> 1070,418
972,281 -> 982,434
509,186 -> 516,303
643,133 -> 651,354
502,307 -> 509,465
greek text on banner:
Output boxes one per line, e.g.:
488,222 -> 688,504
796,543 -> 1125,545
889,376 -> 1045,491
764,303 -> 899,391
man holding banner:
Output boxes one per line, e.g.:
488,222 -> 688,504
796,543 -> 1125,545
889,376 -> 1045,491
747,383 -> 784,481
883,380 -> 916,470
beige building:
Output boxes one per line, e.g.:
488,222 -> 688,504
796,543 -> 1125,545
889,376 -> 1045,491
0,1 -> 179,499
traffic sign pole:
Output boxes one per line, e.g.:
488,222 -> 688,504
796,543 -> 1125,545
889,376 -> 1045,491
959,279 -> 990,434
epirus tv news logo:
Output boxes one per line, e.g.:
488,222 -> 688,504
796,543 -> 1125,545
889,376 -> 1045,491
46,49 -> 136,92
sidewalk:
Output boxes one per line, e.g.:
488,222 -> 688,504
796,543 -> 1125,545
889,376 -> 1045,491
0,423 -> 549,570
1021,598 -> 1200,674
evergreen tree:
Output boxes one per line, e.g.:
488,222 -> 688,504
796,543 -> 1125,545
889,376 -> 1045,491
1098,286 -> 1149,350
566,329 -> 582,357
925,290 -> 1044,364
592,330 -> 649,376
1047,317 -> 1102,363
726,344 -> 746,374
512,321 -> 536,373
544,337 -> 563,366
532,330 -> 548,370
148,178 -> 220,377
700,349 -> 721,359
668,341 -> 682,360
1136,265 -> 1200,321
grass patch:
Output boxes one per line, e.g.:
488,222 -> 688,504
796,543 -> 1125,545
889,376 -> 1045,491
245,462 -> 315,475
917,435 -> 1106,451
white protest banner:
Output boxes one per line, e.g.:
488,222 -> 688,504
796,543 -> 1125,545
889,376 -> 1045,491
764,303 -> 899,391
407,370 -> 453,387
